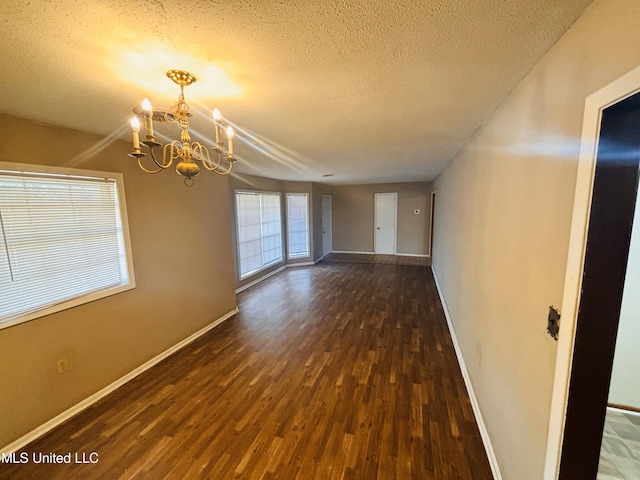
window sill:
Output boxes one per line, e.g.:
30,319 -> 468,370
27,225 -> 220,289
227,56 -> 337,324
0,282 -> 136,331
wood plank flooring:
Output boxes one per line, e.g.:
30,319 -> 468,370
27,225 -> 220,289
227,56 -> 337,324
0,261 -> 492,479
323,252 -> 431,267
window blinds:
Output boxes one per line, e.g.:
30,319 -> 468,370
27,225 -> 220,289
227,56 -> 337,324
236,192 -> 263,276
286,194 -> 309,257
261,194 -> 282,265
0,171 -> 129,324
235,191 -> 282,277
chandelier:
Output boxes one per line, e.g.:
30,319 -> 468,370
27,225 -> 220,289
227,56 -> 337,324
128,70 -> 236,186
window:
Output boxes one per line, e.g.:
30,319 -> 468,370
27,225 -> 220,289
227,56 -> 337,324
236,191 -> 283,278
0,164 -> 135,328
286,193 -> 309,258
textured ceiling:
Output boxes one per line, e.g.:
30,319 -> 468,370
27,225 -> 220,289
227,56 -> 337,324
0,0 -> 593,184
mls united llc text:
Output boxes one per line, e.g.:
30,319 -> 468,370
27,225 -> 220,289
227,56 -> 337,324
1,451 -> 99,464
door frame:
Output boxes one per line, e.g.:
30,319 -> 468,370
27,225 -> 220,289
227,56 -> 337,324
544,64 -> 640,479
374,192 -> 397,254
429,191 -> 436,258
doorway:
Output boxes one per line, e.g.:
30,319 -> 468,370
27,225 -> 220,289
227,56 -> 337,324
322,195 -> 332,257
543,67 -> 640,479
374,193 -> 397,254
558,89 -> 640,479
429,191 -> 436,258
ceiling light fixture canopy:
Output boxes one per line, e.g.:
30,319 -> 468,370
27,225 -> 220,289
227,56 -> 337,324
128,70 -> 236,187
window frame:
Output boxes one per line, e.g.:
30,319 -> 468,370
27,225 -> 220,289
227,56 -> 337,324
235,190 -> 284,279
286,192 -> 310,259
0,162 -> 136,330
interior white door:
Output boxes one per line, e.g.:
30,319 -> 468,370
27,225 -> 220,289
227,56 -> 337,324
374,193 -> 397,254
322,195 -> 332,257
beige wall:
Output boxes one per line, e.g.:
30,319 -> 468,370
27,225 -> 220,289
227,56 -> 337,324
332,182 -> 432,256
432,0 -> 640,478
0,115 -> 238,449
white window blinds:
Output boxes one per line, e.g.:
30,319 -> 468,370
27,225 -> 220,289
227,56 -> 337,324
0,170 -> 131,325
261,194 -> 282,265
286,193 -> 309,258
236,192 -> 263,276
236,191 -> 282,277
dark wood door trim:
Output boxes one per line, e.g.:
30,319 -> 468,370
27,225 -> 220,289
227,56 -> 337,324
558,93 -> 640,479
429,191 -> 435,258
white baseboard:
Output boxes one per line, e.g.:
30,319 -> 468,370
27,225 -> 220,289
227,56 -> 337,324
331,250 -> 430,258
235,266 -> 287,293
607,405 -> 640,418
234,258 -> 324,295
431,267 -> 502,480
1,307 -> 239,455
287,261 -> 315,267
330,250 -> 375,255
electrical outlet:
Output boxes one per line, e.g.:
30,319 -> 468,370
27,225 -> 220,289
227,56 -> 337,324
56,358 -> 69,374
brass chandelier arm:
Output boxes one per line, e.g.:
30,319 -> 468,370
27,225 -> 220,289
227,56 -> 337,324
136,156 -> 163,174
213,159 -> 234,175
149,146 -> 173,169
200,148 -> 235,175
201,149 -> 223,172
161,142 -> 184,169
191,143 -> 212,167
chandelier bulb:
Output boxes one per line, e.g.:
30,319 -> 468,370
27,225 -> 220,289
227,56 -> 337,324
213,108 -> 222,144
141,98 -> 154,138
130,117 -> 141,151
226,126 -> 235,156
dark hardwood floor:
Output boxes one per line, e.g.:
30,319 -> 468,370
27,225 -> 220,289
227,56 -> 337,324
0,261 -> 492,479
323,252 -> 431,267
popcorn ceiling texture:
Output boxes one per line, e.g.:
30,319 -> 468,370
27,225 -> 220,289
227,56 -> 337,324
0,0 -> 593,183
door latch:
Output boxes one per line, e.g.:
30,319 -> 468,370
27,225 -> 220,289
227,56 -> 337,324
547,306 -> 561,341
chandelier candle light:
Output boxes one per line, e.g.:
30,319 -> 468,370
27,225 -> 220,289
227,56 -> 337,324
128,70 -> 236,186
